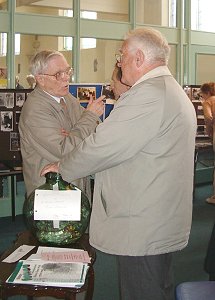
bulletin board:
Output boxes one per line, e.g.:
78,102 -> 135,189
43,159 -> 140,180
0,85 -> 115,168
0,89 -> 32,167
69,83 -> 115,121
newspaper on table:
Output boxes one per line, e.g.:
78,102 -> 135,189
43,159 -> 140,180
6,260 -> 89,288
6,246 -> 91,288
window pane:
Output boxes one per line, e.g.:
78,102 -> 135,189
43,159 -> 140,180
64,37 -> 73,51
169,0 -> 177,27
191,0 -> 215,32
136,0 -> 177,27
0,33 -> 7,88
80,0 -> 129,22
0,33 -> 7,56
79,38 -> 122,83
16,0 -> 74,17
15,34 -> 20,55
81,38 -> 96,49
0,0 -> 7,11
81,11 -> 97,19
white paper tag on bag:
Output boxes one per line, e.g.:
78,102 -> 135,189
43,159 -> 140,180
34,189 -> 81,221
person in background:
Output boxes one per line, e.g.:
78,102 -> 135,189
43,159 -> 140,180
15,75 -> 24,89
200,82 -> 215,204
110,63 -> 130,100
26,74 -> 36,89
19,50 -> 104,198
41,28 -> 197,300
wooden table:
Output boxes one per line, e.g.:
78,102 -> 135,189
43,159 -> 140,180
0,231 -> 95,300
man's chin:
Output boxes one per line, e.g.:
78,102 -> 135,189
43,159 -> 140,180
62,86 -> 69,94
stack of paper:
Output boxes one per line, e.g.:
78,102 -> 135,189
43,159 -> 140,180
6,246 -> 91,288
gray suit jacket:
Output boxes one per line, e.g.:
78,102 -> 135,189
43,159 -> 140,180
19,86 -> 100,197
59,66 -> 197,256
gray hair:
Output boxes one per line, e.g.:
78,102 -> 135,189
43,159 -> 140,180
125,27 -> 170,65
29,50 -> 64,76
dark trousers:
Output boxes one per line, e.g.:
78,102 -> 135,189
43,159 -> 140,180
116,252 -> 174,300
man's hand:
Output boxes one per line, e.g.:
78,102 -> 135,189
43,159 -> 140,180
40,162 -> 60,177
61,128 -> 69,136
86,95 -> 105,117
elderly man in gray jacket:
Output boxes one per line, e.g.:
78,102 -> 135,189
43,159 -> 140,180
19,50 -> 104,198
41,28 -> 197,300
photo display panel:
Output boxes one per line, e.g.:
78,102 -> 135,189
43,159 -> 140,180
0,89 -> 33,167
0,85 -> 115,168
69,83 -> 115,121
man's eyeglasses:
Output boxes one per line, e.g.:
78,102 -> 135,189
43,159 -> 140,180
41,67 -> 73,81
115,53 -> 123,63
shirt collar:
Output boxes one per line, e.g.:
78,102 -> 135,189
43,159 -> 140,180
43,90 -> 64,104
133,66 -> 171,87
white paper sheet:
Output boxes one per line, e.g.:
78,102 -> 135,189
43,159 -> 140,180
2,245 -> 35,263
34,189 -> 81,221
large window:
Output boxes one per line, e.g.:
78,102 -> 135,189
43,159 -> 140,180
192,0 -> 215,32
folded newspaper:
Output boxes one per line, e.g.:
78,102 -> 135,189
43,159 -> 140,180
6,246 -> 90,288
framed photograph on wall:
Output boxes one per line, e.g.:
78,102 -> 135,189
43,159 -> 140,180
69,84 -> 103,101
183,86 -> 191,100
10,132 -> 20,151
191,87 -> 201,100
102,84 -> 115,100
16,92 -> 25,107
77,86 -> 96,101
0,111 -> 13,132
5,92 -> 14,108
15,111 -> 21,125
0,93 -> 5,106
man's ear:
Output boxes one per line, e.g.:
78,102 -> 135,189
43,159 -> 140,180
136,49 -> 144,67
35,75 -> 44,86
